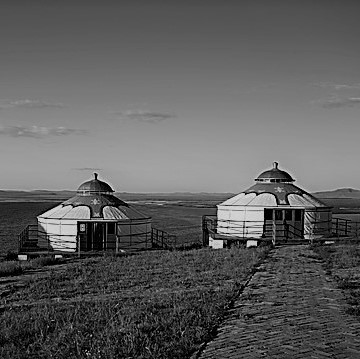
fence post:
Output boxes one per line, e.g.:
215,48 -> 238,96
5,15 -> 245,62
202,216 -> 209,246
345,220 -> 348,236
272,220 -> 276,247
336,218 -> 339,237
77,235 -> 81,258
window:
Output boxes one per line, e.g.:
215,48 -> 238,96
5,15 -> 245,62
107,222 -> 116,235
264,209 -> 273,220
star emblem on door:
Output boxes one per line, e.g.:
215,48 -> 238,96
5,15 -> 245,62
91,198 -> 101,205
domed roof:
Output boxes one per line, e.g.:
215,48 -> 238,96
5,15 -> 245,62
77,173 -> 114,195
38,173 -> 151,220
218,162 -> 330,208
255,162 -> 294,183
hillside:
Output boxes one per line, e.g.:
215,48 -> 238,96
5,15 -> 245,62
1,188 -> 360,203
0,190 -> 234,203
313,188 -> 360,199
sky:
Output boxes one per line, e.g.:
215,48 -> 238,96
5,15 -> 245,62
1,0 -> 360,193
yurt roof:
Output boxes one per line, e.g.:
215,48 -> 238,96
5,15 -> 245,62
219,163 -> 331,208
38,174 -> 151,220
77,173 -> 114,194
255,162 -> 294,183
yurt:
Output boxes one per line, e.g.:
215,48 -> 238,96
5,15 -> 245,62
34,174 -> 152,253
206,162 -> 332,248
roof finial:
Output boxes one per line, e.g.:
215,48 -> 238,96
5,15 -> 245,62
273,161 -> 278,169
94,173 -> 98,180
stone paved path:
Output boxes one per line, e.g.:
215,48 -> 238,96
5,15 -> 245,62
196,245 -> 360,359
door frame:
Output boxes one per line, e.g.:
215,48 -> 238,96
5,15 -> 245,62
263,208 -> 304,239
77,221 -> 115,251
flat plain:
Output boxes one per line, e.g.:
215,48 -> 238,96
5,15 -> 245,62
1,194 -> 360,358
1,194 -> 360,256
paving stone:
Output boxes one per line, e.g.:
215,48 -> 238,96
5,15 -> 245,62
196,245 -> 360,359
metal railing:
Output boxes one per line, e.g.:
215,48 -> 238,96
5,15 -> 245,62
332,217 -> 353,237
19,224 -> 176,254
203,216 -> 305,239
151,228 -> 177,249
202,215 -> 337,246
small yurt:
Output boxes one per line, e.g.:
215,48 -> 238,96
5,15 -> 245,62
36,174 -> 152,253
208,162 -> 332,248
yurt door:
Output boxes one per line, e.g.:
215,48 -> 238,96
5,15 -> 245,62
282,209 -> 304,238
274,209 -> 286,238
78,222 -> 90,251
263,209 -> 304,239
93,223 -> 105,250
106,222 -> 116,250
263,209 -> 288,238
292,209 -> 304,238
77,222 -> 105,251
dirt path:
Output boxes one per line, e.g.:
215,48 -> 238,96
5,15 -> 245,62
195,245 -> 360,359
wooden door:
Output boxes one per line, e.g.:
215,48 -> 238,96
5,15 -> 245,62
78,222 -> 90,251
78,222 -> 106,251
93,223 -> 105,250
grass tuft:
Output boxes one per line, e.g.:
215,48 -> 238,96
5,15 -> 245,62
0,246 -> 269,358
29,256 -> 65,268
0,261 -> 23,277
313,243 -> 360,316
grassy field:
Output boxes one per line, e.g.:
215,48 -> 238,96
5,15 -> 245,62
313,243 -> 360,317
1,194 -> 360,358
0,246 -> 269,359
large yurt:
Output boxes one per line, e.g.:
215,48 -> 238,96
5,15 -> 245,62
208,162 -> 332,248
36,174 -> 152,253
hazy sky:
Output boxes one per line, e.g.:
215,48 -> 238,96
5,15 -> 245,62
1,0 -> 360,192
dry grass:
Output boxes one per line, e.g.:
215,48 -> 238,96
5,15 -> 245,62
0,246 -> 269,359
0,261 -> 23,277
313,243 -> 360,316
0,256 -> 65,277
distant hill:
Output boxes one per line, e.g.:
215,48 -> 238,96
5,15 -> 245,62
116,192 -> 234,202
0,190 -> 234,203
313,188 -> 360,199
1,188 -> 360,202
0,190 -> 75,202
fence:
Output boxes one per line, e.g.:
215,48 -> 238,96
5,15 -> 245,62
19,224 -> 176,256
202,215 -> 360,246
202,216 -> 305,244
151,228 -> 177,249
332,218 -> 353,237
